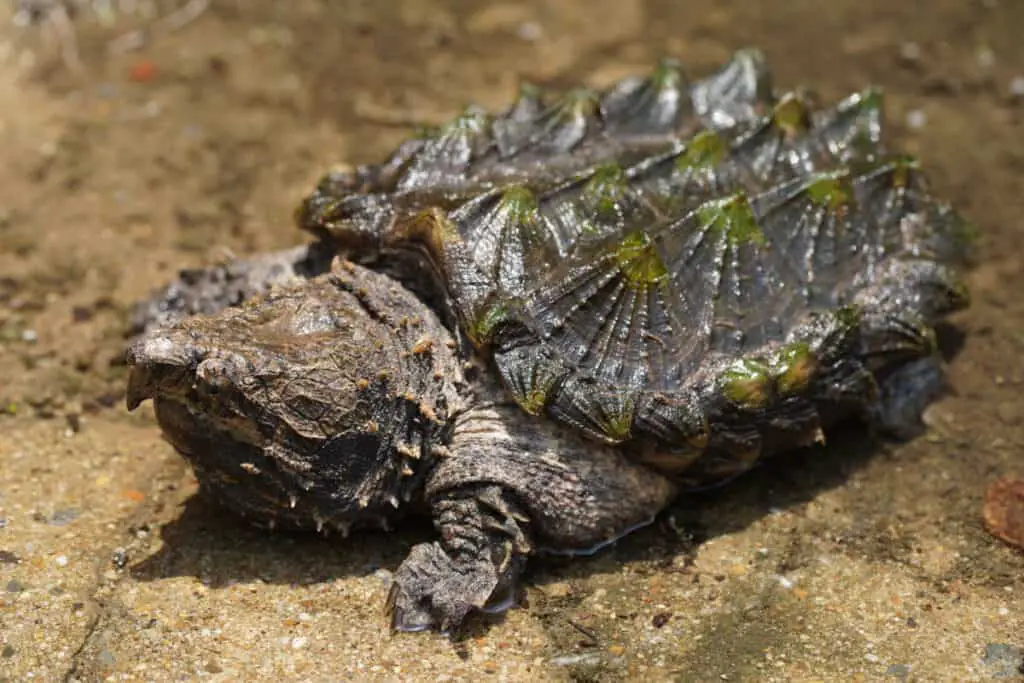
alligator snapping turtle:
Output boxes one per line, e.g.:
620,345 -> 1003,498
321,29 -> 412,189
124,49 -> 974,633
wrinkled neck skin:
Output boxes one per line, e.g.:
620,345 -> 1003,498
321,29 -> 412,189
125,260 -> 469,536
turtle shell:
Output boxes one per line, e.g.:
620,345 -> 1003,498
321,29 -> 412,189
297,49 -> 974,481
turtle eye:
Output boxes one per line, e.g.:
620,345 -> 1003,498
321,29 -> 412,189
195,357 -> 242,396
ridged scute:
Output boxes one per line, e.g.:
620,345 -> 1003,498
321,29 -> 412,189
298,50 -> 973,483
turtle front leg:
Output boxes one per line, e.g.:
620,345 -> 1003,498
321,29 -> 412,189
386,388 -> 678,633
386,485 -> 530,633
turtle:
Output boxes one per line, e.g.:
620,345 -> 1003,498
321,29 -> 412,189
124,48 -> 975,633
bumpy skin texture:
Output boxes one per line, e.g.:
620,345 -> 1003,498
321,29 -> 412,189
127,240 -> 335,337
127,259 -> 677,631
125,50 -> 974,632
127,259 -> 465,533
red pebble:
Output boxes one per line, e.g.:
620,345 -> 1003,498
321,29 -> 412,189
983,476 -> 1024,550
129,61 -> 157,82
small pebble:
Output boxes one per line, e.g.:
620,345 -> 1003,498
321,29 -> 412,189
981,643 -> 1024,678
898,42 -> 922,66
49,508 -> 80,526
996,401 -> 1021,426
55,555 -> 68,567
550,652 -> 601,667
98,649 -> 115,668
517,22 -> 542,42
976,47 -> 995,69
1010,76 -> 1024,99
906,110 -> 927,130
886,663 -> 911,680
291,636 -> 308,650
543,582 -> 572,598
71,305 -> 93,323
983,477 -> 1024,549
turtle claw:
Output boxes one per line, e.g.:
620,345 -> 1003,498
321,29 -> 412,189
386,542 -> 501,634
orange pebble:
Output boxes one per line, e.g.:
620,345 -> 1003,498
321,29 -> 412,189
123,489 -> 146,502
129,61 -> 157,82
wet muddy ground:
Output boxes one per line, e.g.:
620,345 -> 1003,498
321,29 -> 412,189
1,1 -> 1022,681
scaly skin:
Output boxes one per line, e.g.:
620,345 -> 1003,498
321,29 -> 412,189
125,49 -> 976,632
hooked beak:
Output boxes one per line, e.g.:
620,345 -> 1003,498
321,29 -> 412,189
124,332 -> 202,410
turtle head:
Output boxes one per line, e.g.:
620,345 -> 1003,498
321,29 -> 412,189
125,258 -> 463,531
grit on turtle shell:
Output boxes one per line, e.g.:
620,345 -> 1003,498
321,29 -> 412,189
124,49 -> 975,633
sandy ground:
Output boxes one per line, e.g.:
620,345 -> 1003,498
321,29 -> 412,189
0,1 -> 1022,681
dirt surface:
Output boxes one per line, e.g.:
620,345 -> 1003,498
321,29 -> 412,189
1,1 -> 1023,681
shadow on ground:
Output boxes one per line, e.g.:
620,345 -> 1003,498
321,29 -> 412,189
129,418 -> 884,634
